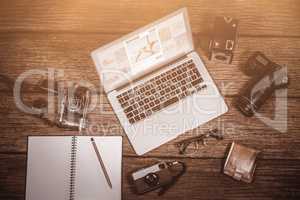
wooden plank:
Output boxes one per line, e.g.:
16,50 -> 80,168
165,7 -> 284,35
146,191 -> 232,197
0,93 -> 299,159
0,154 -> 299,200
0,33 -> 299,96
0,0 -> 300,36
0,154 -> 26,200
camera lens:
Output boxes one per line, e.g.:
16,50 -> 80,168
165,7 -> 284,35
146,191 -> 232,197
158,163 -> 166,169
144,173 -> 159,187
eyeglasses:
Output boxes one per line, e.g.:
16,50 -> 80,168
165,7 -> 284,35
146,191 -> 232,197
175,129 -> 224,155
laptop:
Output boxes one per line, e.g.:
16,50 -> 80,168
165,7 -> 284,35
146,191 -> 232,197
91,8 -> 228,155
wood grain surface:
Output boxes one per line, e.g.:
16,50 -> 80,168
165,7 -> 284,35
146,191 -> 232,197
0,0 -> 300,36
0,0 -> 299,200
0,33 -> 300,96
1,154 -> 300,200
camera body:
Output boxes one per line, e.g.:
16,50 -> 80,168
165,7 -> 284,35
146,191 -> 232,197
236,52 -> 289,117
209,17 -> 239,64
31,81 -> 90,131
131,161 -> 184,195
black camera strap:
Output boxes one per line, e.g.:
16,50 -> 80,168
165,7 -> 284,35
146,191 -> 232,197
158,161 -> 186,196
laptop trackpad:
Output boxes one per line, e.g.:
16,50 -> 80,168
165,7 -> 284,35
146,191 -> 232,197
131,90 -> 228,154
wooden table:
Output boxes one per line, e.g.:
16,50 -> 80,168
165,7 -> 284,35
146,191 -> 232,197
0,1 -> 299,199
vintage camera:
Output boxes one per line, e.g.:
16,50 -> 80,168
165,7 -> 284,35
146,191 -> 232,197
236,52 -> 289,117
31,80 -> 90,132
131,161 -> 185,195
209,17 -> 239,64
57,84 -> 90,131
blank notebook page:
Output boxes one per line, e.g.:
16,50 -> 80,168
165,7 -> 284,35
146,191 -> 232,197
26,137 -> 71,200
75,136 -> 122,200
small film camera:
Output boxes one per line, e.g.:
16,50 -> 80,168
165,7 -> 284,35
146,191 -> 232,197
209,17 -> 239,64
131,161 -> 185,195
236,52 -> 289,117
57,84 -> 90,131
31,80 -> 90,132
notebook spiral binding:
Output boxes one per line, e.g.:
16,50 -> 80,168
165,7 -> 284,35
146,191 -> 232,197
69,136 -> 78,200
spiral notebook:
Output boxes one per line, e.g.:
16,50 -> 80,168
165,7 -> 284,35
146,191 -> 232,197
25,136 -> 122,200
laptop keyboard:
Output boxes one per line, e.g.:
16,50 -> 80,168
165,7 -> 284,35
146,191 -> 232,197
117,59 -> 207,124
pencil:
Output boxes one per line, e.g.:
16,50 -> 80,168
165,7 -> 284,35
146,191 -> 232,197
91,137 -> 113,188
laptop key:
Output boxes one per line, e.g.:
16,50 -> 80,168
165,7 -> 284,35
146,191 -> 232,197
138,107 -> 143,113
124,106 -> 133,113
162,96 -> 179,107
192,79 -> 201,86
129,99 -> 135,104
152,105 -> 160,112
140,113 -> 146,119
134,115 -> 140,121
179,93 -> 185,99
121,102 -> 129,108
146,110 -> 152,116
133,103 -> 138,109
118,97 -> 124,103
126,112 -> 133,118
155,99 -> 160,105
133,110 -> 138,115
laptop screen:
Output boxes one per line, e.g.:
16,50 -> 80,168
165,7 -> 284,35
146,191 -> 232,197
92,8 -> 193,92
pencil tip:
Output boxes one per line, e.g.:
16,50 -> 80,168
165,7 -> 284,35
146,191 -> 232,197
91,137 -> 94,142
